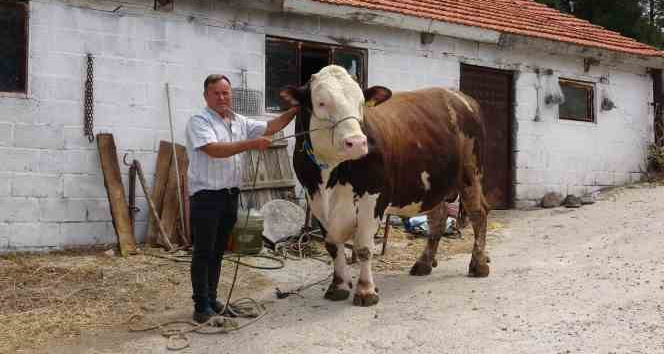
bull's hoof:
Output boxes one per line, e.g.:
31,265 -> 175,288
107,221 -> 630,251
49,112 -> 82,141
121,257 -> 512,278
353,292 -> 379,307
468,259 -> 490,277
409,261 -> 433,276
324,286 -> 351,301
432,259 -> 438,268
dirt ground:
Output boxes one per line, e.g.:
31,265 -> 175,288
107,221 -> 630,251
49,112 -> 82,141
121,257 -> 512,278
0,210 -> 492,354
3,182 -> 664,353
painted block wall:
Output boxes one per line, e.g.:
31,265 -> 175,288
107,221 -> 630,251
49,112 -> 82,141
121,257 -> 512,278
0,0 -> 654,250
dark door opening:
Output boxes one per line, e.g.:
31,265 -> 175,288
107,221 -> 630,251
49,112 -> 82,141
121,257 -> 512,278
300,46 -> 329,86
460,64 -> 514,209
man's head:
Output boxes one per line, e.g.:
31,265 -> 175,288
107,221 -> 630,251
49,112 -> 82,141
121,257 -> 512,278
203,74 -> 232,117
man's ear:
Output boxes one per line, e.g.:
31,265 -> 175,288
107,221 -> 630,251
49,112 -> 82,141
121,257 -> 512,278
363,86 -> 392,107
279,84 -> 309,109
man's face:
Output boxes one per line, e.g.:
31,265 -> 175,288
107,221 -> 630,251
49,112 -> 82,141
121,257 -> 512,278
204,79 -> 232,116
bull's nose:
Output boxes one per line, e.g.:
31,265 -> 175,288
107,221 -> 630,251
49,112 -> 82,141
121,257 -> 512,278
343,136 -> 368,158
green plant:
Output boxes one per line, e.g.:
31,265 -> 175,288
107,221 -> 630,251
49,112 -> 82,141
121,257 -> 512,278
647,143 -> 664,171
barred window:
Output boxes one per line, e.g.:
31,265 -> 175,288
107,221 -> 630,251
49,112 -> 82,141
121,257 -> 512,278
265,37 -> 367,111
0,0 -> 28,94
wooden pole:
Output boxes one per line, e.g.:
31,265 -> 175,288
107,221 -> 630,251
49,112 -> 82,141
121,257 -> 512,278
135,160 -> 174,251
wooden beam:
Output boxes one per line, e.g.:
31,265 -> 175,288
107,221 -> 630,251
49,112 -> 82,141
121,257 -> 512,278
160,143 -> 187,248
97,133 -> 137,256
146,141 -> 172,246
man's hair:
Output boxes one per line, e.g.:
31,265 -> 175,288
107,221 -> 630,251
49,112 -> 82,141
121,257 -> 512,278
203,74 -> 232,91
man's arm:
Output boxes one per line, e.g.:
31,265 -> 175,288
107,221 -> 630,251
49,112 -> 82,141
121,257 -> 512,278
264,106 -> 299,136
200,137 -> 271,158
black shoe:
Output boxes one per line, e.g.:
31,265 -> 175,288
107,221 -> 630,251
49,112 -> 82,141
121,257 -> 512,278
210,299 -> 237,317
192,306 -> 217,324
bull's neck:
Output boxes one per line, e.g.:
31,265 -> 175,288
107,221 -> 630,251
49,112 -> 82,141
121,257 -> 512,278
295,110 -> 343,170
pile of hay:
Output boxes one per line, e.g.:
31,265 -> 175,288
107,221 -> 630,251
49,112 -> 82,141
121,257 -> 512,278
0,249 -> 270,353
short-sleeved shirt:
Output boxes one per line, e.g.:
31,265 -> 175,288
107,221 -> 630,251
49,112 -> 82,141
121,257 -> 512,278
186,107 -> 267,196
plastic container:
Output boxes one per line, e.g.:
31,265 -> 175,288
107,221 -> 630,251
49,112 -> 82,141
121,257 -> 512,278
227,212 -> 264,255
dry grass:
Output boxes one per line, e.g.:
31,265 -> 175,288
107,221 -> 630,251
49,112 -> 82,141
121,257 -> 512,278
373,219 -> 506,272
0,248 -> 271,354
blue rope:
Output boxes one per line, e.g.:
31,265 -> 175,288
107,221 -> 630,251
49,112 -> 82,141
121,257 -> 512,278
303,140 -> 329,170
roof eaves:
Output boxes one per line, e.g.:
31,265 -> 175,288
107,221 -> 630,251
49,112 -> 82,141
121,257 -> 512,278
289,0 -> 664,58
282,0 -> 503,44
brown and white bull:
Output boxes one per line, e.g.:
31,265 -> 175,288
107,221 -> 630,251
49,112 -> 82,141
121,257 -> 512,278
281,65 -> 490,307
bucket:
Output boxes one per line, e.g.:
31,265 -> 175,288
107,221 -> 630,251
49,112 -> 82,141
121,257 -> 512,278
227,212 -> 264,255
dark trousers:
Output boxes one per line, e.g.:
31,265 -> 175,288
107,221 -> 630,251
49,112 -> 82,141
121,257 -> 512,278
189,188 -> 239,310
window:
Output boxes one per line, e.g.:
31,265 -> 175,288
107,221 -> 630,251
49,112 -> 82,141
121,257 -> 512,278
265,37 -> 367,111
559,79 -> 595,123
0,0 -> 28,94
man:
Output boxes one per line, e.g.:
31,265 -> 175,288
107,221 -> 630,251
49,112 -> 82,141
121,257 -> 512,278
186,74 -> 299,323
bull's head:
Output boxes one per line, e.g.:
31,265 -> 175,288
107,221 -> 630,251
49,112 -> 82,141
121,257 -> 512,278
280,65 -> 391,165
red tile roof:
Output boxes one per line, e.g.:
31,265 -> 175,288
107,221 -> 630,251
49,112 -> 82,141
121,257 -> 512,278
307,0 -> 664,57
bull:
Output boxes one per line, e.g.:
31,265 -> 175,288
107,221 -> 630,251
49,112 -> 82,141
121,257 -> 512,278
280,65 -> 490,307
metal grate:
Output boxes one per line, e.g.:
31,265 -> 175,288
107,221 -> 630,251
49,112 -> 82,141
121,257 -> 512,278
232,69 -> 263,116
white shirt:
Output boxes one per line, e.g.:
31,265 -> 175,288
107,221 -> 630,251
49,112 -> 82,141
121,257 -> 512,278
185,107 -> 267,196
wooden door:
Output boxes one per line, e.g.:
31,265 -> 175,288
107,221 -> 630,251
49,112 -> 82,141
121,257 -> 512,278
460,64 -> 513,209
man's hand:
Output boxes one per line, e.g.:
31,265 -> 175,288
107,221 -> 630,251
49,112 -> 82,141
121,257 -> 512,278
264,106 -> 300,136
285,105 -> 300,115
253,136 -> 272,151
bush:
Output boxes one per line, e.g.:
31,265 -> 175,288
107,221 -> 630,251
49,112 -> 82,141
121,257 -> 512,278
647,143 -> 664,172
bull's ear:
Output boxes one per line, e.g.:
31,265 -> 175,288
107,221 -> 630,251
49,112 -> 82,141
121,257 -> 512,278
363,86 -> 392,107
279,85 -> 308,109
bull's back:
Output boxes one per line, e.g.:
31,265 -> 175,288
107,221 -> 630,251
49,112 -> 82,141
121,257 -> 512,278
364,88 -> 484,213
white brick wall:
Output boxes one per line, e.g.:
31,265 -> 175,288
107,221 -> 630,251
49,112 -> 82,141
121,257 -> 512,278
0,173 -> 10,197
0,123 -> 13,147
1,198 -> 40,223
0,223 -> 8,249
12,174 -> 62,197
40,198 -> 87,222
14,124 -> 65,149
63,175 -> 107,198
512,56 -> 653,204
0,149 -> 41,172
0,0 -> 656,250
8,222 -> 61,249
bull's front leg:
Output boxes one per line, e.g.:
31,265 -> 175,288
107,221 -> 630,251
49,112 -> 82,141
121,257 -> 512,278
323,241 -> 353,301
352,198 -> 381,307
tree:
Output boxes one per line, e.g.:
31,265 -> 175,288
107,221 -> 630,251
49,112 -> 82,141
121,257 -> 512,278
535,0 -> 664,48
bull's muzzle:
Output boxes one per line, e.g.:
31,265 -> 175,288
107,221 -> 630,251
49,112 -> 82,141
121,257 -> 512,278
343,135 -> 368,159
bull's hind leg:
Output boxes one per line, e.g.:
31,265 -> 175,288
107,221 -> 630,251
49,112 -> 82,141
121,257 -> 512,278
461,171 -> 490,277
324,241 -> 353,301
410,202 -> 448,276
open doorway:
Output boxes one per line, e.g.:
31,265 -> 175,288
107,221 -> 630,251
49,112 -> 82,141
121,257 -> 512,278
300,46 -> 329,86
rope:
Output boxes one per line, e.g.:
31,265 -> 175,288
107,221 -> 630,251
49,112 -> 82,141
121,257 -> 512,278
143,251 -> 286,270
127,297 -> 267,351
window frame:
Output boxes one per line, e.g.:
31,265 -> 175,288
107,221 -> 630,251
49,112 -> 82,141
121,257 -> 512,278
0,0 -> 29,96
264,36 -> 368,112
558,78 -> 595,123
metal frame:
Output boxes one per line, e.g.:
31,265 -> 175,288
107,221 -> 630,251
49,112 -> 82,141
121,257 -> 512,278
559,78 -> 596,123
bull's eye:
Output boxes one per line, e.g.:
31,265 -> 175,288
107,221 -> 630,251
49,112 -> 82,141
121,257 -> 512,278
318,102 -> 325,107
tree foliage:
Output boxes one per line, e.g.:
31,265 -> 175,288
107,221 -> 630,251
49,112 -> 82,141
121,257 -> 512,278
534,0 -> 664,48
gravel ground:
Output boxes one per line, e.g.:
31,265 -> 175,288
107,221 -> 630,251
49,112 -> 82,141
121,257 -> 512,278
39,183 -> 664,354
